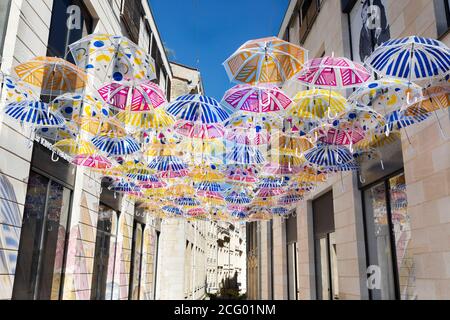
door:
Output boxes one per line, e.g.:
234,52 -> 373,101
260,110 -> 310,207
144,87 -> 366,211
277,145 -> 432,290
313,191 -> 339,300
13,171 -> 72,300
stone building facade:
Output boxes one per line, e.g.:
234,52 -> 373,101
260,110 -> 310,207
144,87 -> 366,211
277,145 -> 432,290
247,0 -> 450,300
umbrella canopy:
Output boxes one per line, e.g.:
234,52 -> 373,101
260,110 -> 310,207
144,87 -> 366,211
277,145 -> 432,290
278,194 -> 304,206
225,191 -> 252,205
98,80 -> 167,112
52,93 -> 110,121
305,144 -> 354,168
195,181 -> 229,193
271,207 -> 291,216
224,37 -> 307,85
115,109 -> 175,132
139,175 -> 167,189
225,144 -> 265,165
14,57 -> 87,95
297,56 -> 371,89
162,205 -> 184,217
53,139 -> 96,157
403,84 -> 450,116
69,34 -> 156,81
175,197 -> 201,207
174,120 -> 225,139
311,124 -> 366,147
225,165 -> 260,184
222,84 -> 292,114
0,72 -> 38,103
5,101 -> 66,128
366,36 -> 450,82
72,154 -> 112,169
288,89 -> 348,120
108,181 -> 141,194
92,133 -> 140,156
147,155 -> 190,179
166,94 -> 232,124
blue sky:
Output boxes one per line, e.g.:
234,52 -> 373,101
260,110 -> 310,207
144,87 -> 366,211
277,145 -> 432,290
150,0 -> 289,100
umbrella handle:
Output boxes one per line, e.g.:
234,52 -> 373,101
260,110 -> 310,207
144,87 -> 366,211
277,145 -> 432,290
359,174 -> 366,184
51,151 -> 60,163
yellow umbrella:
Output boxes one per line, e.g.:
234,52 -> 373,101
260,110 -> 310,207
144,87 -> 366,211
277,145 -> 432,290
115,109 -> 175,132
53,139 -> 96,157
288,89 -> 348,120
291,167 -> 328,183
14,56 -> 87,95
404,85 -> 449,116
190,166 -> 225,182
355,131 -> 401,151
270,133 -> 314,157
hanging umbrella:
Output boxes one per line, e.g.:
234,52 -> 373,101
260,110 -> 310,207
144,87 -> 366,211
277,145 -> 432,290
271,207 -> 291,216
222,84 -> 292,114
69,34 -> 156,81
225,191 -> 252,205
195,181 -> 229,193
36,123 -> 78,141
0,72 -> 38,103
92,132 -> 140,156
225,144 -> 265,165
174,120 -> 226,139
14,57 -> 87,95
186,207 -> 208,218
5,101 -> 66,127
270,133 -> 314,156
53,139 -> 96,157
72,154 -> 112,169
190,165 -> 225,182
291,166 -> 328,183
175,197 -> 201,207
115,109 -> 175,133
384,110 -> 430,133
288,89 -> 348,120
297,56 -> 371,89
310,124 -> 366,147
355,131 -> 401,152
52,93 -> 110,121
148,155 -> 190,179
98,80 -> 167,112
229,211 -> 248,220
225,165 -> 259,184
255,188 -> 285,198
304,144 -> 354,168
197,191 -> 226,206
108,180 -> 141,194
162,205 -> 184,217
403,85 -> 450,116
166,183 -> 196,197
224,36 -> 307,85
336,106 -> 385,135
366,36 -> 450,82
258,177 -> 288,189
278,194 -> 304,206
261,162 -> 303,176
224,113 -> 282,132
139,175 -> 167,189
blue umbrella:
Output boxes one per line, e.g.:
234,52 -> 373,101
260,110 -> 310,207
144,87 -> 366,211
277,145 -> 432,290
195,181 -> 230,193
366,36 -> 450,81
175,197 -> 201,207
385,110 -> 430,132
225,144 -> 265,165
279,194 -> 304,206
5,101 -> 65,127
147,156 -> 189,178
162,205 -> 184,216
305,144 -> 354,168
225,191 -> 252,205
271,207 -> 291,216
230,211 -> 248,219
92,134 -> 140,156
108,181 -> 141,193
258,177 -> 288,189
166,94 -> 232,124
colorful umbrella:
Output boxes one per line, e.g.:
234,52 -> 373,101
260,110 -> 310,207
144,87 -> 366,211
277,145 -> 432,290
162,205 -> 184,217
278,194 -> 304,206
5,101 -> 65,127
52,93 -> 109,121
297,56 -> 371,89
225,144 -> 265,165
222,84 -> 292,114
69,34 -> 156,81
225,165 -> 260,184
174,120 -> 225,139
108,181 -> 141,194
148,155 -> 190,179
72,154 -> 112,169
366,36 -> 450,82
92,133 -> 140,156
311,124 -> 366,147
115,109 -> 175,132
14,57 -> 87,95
175,197 -> 201,207
224,36 -> 307,85
288,89 -> 348,120
403,85 -> 450,116
139,175 -> 167,189
98,80 -> 167,112
225,191 -> 252,205
304,144 -> 354,168
195,181 -> 229,193
271,207 -> 291,216
53,139 -> 96,157
0,72 -> 37,103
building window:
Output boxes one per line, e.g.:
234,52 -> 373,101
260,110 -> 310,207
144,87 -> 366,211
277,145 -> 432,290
313,191 -> 339,300
0,0 -> 11,64
91,203 -> 119,300
362,172 -> 415,300
12,171 -> 72,300
47,0 -> 93,61
120,0 -> 143,43
298,0 -> 322,44
435,0 -> 450,38
129,220 -> 144,300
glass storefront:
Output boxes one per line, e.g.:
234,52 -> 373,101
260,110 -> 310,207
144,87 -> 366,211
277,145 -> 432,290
363,172 -> 416,300
12,171 -> 72,300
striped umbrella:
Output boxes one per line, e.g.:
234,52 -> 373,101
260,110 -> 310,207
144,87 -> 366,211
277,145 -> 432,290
190,166 -> 225,182
288,89 -> 348,120
72,154 -> 112,169
229,211 -> 248,219
14,57 -> 87,95
175,197 -> 201,207
5,101 -> 65,127
108,181 -> 141,194
278,194 -> 304,206
139,175 -> 167,189
225,144 -> 265,165
291,166 -> 328,183
271,133 -> 314,156
258,177 -> 288,189
271,207 -> 291,216
195,181 -> 230,193
174,120 -> 225,139
224,37 -> 307,85
255,188 -> 285,198
385,110 -> 430,132
53,139 -> 96,157
261,162 -> 303,176
305,144 -> 354,168
197,191 -> 226,206
36,123 -> 78,141
225,191 -> 252,205
366,36 -> 450,82
311,124 -> 366,147
148,156 -> 189,179
166,95 -> 232,124
403,84 -> 450,116
92,133 -> 140,156
98,81 -> 167,112
298,56 -> 371,89
162,205 -> 184,217
222,84 -> 292,114
115,109 -> 175,132
187,207 -> 208,218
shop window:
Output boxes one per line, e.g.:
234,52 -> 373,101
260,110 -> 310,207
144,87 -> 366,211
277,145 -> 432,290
313,191 -> 339,300
47,0 -> 93,62
91,203 -> 119,300
362,172 -> 415,300
129,218 -> 145,300
435,0 -> 450,38
12,171 -> 72,300
0,0 -> 11,65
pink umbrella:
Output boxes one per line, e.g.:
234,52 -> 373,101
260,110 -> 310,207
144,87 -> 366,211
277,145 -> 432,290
312,125 -> 366,146
174,120 -> 225,139
72,154 -> 112,169
98,81 -> 167,112
297,56 -> 371,89
222,84 -> 292,114
262,163 -> 302,176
